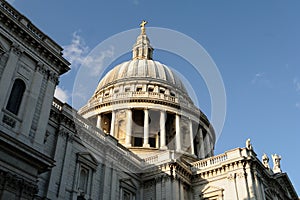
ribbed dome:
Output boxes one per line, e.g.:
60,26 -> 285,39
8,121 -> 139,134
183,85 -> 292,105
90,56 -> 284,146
95,59 -> 188,93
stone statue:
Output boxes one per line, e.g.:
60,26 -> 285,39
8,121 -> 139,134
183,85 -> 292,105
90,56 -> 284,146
246,138 -> 253,150
272,154 -> 282,173
262,153 -> 270,170
140,20 -> 147,34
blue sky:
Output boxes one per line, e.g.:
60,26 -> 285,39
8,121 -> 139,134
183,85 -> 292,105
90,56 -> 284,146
10,0 -> 300,193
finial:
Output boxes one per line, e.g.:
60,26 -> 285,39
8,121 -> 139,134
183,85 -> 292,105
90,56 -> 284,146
140,20 -> 147,35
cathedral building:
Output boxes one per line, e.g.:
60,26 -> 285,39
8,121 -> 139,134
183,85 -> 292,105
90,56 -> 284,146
0,1 -> 298,199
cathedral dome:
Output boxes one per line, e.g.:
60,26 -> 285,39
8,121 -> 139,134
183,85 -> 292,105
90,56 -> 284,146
78,21 -> 215,158
95,59 -> 188,95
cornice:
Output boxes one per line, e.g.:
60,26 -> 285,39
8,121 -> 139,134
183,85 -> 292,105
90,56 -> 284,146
0,0 -> 70,75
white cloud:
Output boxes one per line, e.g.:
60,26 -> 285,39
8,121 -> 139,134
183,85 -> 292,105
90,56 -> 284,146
293,78 -> 300,92
251,73 -> 264,84
251,73 -> 272,87
54,86 -> 69,103
82,46 -> 114,77
63,31 -> 89,68
63,31 -> 114,77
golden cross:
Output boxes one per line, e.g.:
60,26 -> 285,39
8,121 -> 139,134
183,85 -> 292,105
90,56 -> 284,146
140,20 -> 147,28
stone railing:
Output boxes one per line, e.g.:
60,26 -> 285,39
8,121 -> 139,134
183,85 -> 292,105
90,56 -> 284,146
100,91 -> 178,103
144,151 -> 174,164
143,151 -> 178,165
52,99 -> 62,111
191,148 -> 251,171
79,91 -> 180,114
191,153 -> 228,170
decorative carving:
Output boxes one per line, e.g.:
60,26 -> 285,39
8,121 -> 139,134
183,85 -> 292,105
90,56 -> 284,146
48,71 -> 59,84
272,154 -> 282,173
2,114 -> 16,128
0,170 -> 38,198
237,172 -> 246,179
227,173 -> 235,181
11,43 -> 23,56
58,128 -> 69,138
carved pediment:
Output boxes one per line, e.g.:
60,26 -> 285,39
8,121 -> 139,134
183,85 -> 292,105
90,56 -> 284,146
120,178 -> 137,193
200,185 -> 224,199
77,152 -> 98,170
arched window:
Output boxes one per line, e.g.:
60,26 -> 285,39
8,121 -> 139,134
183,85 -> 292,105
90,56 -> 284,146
6,79 -> 26,115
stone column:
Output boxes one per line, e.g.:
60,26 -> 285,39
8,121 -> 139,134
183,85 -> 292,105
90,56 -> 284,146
204,132 -> 210,157
96,114 -> 101,129
189,119 -> 195,155
254,172 -> 264,200
165,177 -> 172,200
35,76 -> 57,144
143,109 -> 150,147
57,134 -> 73,198
245,163 -> 255,199
227,173 -> 239,200
198,128 -> 205,158
125,109 -> 132,146
155,177 -> 161,199
236,170 -> 250,199
102,164 -> 112,200
179,179 -> 184,200
160,111 -> 167,149
110,110 -> 115,137
46,129 -> 69,199
175,114 -> 181,152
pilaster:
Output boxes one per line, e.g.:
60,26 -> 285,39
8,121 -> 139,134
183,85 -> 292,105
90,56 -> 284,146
0,44 -> 22,111
20,63 -> 44,137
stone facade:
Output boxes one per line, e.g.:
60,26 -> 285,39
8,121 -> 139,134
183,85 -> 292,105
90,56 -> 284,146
0,1 -> 298,200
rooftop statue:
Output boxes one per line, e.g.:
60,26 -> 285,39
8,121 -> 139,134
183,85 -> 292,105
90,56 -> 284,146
272,154 -> 282,173
246,138 -> 253,150
262,153 -> 270,170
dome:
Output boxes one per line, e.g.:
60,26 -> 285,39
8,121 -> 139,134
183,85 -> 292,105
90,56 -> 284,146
95,59 -> 188,94
78,21 -> 215,159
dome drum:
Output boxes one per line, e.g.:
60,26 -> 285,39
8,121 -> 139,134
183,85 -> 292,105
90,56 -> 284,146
86,107 -> 215,159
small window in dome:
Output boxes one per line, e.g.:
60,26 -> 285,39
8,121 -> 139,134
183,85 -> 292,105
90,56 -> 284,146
159,88 -> 165,94
104,91 -> 110,96
125,87 -> 130,92
170,92 -> 176,97
114,89 -> 119,93
148,87 -> 154,92
136,87 -> 142,92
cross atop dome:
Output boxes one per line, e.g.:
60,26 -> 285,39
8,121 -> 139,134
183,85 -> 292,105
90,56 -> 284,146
132,20 -> 153,60
140,20 -> 147,35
